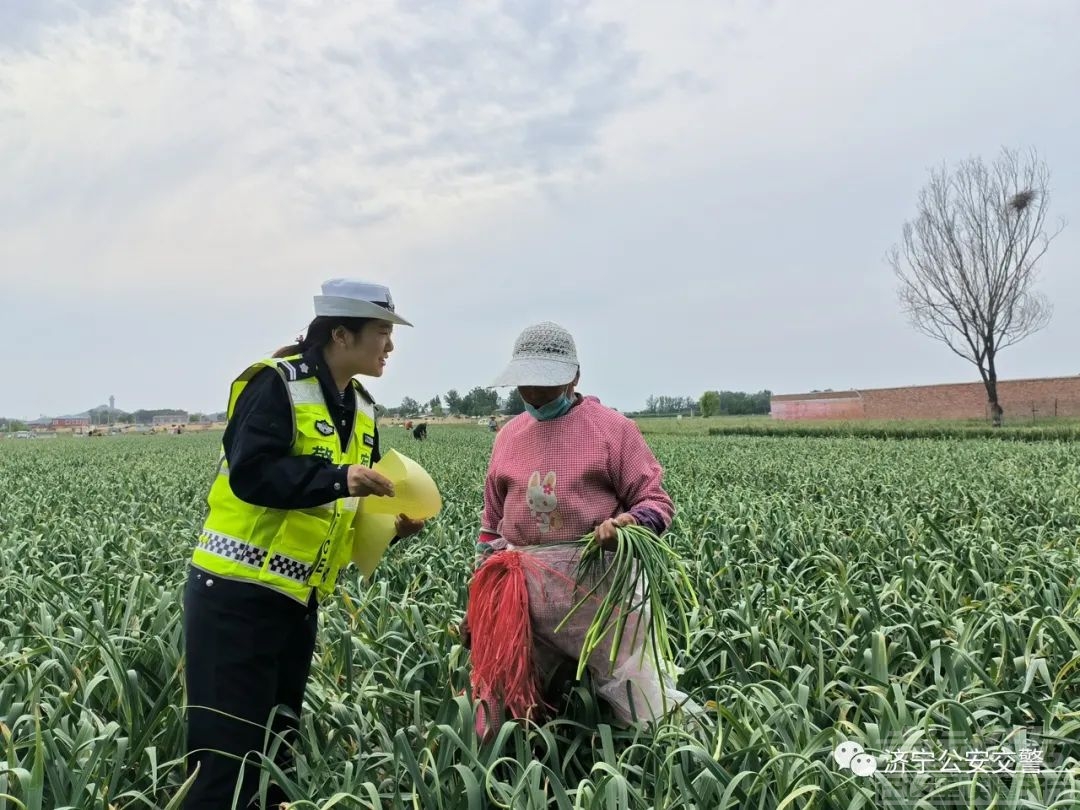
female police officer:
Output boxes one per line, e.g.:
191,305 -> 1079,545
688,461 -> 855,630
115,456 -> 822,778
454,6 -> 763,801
183,278 -> 424,808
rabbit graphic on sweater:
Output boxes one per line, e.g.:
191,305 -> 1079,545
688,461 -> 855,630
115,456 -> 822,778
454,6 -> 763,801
527,471 -> 563,534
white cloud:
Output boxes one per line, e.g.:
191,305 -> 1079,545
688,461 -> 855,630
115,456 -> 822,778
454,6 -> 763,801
2,0 -> 668,291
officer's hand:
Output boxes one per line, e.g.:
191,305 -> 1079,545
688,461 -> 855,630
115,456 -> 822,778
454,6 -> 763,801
347,465 -> 394,498
595,513 -> 636,550
394,514 -> 425,539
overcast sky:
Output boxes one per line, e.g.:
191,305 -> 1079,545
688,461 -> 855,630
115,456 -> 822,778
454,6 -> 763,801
3,0 -> 1078,418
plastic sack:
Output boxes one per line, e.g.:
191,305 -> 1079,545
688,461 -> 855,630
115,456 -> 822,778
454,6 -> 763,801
350,510 -> 397,577
360,449 -> 442,518
350,450 -> 442,576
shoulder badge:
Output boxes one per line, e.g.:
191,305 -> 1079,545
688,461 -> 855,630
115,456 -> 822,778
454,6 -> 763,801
276,358 -> 317,382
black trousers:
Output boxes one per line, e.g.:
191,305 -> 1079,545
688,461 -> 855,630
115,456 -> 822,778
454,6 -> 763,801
182,566 -> 318,809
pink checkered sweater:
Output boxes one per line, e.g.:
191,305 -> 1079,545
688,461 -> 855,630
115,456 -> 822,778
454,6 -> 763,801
477,396 -> 675,548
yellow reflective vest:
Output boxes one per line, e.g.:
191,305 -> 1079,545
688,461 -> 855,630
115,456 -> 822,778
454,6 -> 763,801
191,355 -> 377,604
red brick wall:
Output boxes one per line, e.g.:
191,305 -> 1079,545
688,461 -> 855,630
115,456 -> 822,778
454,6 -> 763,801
771,396 -> 864,420
772,376 -> 1080,421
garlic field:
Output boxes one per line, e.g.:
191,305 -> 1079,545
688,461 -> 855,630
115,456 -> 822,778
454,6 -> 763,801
1,429 -> 1078,809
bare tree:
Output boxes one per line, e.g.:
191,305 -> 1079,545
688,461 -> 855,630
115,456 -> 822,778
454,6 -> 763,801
889,148 -> 1064,426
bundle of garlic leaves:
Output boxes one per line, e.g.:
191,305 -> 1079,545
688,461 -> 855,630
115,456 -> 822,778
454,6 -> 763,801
555,524 -> 698,684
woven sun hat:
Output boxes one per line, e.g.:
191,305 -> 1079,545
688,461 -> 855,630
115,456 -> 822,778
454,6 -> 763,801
313,278 -> 412,326
491,321 -> 579,387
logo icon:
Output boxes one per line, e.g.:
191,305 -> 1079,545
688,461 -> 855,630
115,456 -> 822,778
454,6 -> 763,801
834,742 -> 878,777
315,420 -> 335,436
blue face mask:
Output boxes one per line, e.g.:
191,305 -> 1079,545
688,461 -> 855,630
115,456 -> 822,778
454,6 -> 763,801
526,393 -> 574,421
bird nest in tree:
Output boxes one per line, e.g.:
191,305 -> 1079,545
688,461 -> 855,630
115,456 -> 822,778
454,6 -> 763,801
1009,189 -> 1036,211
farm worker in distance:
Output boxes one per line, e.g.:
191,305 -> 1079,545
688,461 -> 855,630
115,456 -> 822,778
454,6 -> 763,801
461,321 -> 693,736
182,279 -> 425,809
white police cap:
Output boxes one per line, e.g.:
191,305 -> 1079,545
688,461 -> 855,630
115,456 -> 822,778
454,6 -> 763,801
313,279 -> 412,326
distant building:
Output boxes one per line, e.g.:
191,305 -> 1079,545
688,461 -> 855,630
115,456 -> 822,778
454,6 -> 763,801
51,415 -> 90,429
772,375 -> 1080,421
152,412 -> 189,426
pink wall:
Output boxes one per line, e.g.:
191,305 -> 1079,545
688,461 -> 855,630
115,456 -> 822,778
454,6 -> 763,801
770,396 -> 864,420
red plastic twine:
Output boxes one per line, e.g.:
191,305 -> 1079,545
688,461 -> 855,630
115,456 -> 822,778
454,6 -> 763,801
466,550 -> 548,727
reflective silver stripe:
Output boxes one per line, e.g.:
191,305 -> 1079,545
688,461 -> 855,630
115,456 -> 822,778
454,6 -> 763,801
354,390 -> 375,421
267,552 -> 313,583
288,379 -> 325,406
199,530 -> 267,569
285,376 -> 374,419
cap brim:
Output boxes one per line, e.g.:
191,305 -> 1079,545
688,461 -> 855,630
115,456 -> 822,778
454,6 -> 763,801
491,357 -> 578,388
313,295 -> 412,326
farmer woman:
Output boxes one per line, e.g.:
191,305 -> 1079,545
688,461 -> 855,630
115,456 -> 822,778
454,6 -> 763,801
183,279 -> 425,809
463,321 -> 690,735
